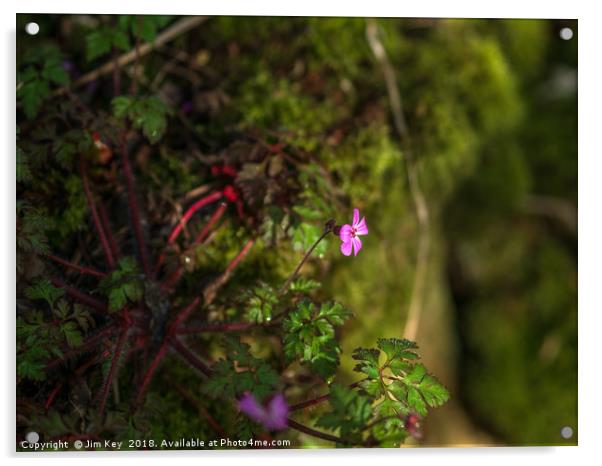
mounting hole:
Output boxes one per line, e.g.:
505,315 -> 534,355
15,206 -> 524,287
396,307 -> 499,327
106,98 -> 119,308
559,27 -> 573,41
25,22 -> 40,36
25,431 -> 39,444
560,426 -> 573,439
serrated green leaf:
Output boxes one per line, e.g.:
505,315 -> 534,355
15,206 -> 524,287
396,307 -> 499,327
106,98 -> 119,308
406,386 -> 427,416
418,375 -> 450,407
377,338 -> 419,361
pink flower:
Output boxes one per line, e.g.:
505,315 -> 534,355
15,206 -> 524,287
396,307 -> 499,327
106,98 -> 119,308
339,208 -> 368,256
238,392 -> 289,431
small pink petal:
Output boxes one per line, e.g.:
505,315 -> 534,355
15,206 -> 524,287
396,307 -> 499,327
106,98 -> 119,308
352,236 -> 362,256
340,239 -> 353,256
339,224 -> 352,243
355,217 -> 368,235
239,392 -> 266,423
265,394 -> 289,430
353,208 -> 360,226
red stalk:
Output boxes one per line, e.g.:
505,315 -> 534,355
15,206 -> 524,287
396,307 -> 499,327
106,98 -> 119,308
286,418 -> 342,444
159,202 -> 228,289
169,337 -> 212,377
47,254 -> 106,278
44,382 -> 64,411
98,327 -> 129,416
166,191 -> 223,245
289,380 -> 363,412
170,296 -> 202,331
50,277 -> 108,314
173,383 -> 226,437
98,201 -> 120,260
45,323 -> 118,371
202,238 -> 255,305
120,141 -> 152,278
134,337 -> 171,406
80,159 -> 116,269
177,321 -> 255,334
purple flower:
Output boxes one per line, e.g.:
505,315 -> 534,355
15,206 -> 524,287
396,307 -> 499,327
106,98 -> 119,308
339,208 -> 368,256
238,392 -> 289,431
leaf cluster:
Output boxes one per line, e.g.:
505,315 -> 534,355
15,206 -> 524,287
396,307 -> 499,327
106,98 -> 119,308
18,280 -> 94,381
99,257 -> 144,312
283,300 -> 352,379
112,95 -> 171,144
202,337 -> 280,401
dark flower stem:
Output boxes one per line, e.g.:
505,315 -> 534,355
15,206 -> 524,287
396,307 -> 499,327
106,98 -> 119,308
134,238 -> 254,407
80,159 -> 116,270
278,223 -> 333,296
170,337 -> 212,377
46,254 -> 107,278
98,326 -> 129,416
98,201 -> 120,260
287,418 -> 342,444
176,321 -> 275,334
289,380 -> 363,412
134,337 -> 171,406
203,238 -> 255,305
173,382 -> 227,437
158,201 -> 228,287
166,191 -> 224,245
45,323 -> 118,371
120,141 -> 152,278
50,277 -> 108,314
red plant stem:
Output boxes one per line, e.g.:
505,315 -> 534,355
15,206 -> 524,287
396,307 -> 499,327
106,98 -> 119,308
173,383 -> 226,437
289,380 -> 363,412
44,382 -> 64,411
98,201 -> 120,260
167,191 -> 224,245
169,337 -> 212,377
98,327 -> 129,416
45,352 -> 107,410
134,239 -> 253,406
46,254 -> 107,278
286,418 -> 342,444
120,142 -> 152,278
50,277 -> 108,314
134,337 -> 171,406
177,321 -> 256,334
171,297 -> 202,330
203,238 -> 255,305
159,202 -> 228,288
45,323 -> 118,371
80,160 -> 116,269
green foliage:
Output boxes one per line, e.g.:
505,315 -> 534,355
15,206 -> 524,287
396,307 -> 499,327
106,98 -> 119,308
202,337 -> 279,400
316,384 -> 373,442
86,27 -> 129,61
17,44 -> 69,119
53,129 -> 94,169
283,300 -> 352,379
289,278 -> 321,293
86,16 -> 173,61
353,338 -> 449,417
244,283 -> 278,323
16,205 -> 49,256
99,257 -> 144,312
24,279 -> 64,308
119,15 -> 173,42
18,281 -> 94,381
112,95 -> 171,144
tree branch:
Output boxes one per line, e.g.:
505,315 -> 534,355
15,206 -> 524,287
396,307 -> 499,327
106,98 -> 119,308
54,16 -> 209,96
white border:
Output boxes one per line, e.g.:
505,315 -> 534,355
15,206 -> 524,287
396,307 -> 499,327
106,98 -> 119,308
3,1 -> 599,465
